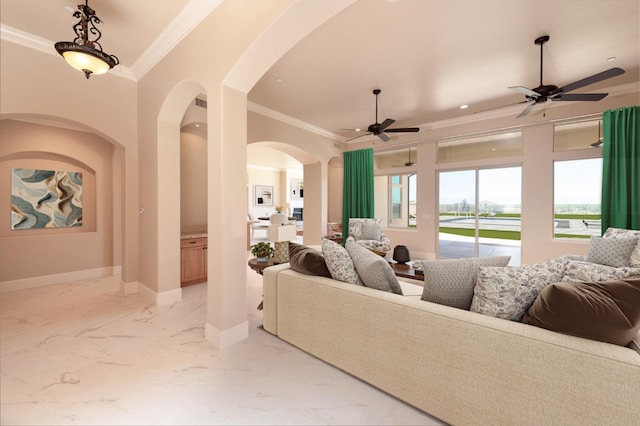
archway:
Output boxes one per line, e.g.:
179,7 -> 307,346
0,114 -> 129,289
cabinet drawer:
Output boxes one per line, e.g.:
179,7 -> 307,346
181,237 -> 205,248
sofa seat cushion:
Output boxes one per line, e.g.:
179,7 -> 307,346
421,256 -> 511,310
398,280 -> 423,297
321,239 -> 363,285
346,241 -> 403,295
522,278 -> 640,346
470,259 -> 565,321
288,242 -> 332,277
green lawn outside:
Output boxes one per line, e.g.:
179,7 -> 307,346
439,227 -> 521,241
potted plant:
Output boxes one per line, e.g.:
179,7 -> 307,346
251,241 -> 274,263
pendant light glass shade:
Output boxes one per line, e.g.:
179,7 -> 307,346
54,1 -> 119,79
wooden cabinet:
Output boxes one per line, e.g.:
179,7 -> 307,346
180,237 -> 207,286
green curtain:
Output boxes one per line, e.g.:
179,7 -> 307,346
601,105 -> 640,233
342,148 -> 374,240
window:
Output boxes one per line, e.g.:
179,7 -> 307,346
438,167 -> 521,265
553,158 -> 602,238
374,173 -> 417,228
374,148 -> 417,229
554,120 -> 602,151
437,131 -> 522,163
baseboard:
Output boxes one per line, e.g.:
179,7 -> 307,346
136,282 -> 183,306
205,321 -> 249,349
0,266 -> 122,294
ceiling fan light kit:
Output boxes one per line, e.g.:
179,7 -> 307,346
54,0 -> 119,79
347,89 -> 420,142
509,35 -> 625,118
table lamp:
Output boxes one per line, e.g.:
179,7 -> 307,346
268,223 -> 297,263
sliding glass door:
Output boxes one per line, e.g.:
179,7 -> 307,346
438,167 -> 521,265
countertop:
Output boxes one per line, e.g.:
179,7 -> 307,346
181,226 -> 207,239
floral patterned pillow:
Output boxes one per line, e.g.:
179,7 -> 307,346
470,260 -> 565,321
562,260 -> 640,283
603,227 -> 640,267
321,239 -> 363,285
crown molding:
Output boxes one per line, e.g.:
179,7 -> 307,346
248,101 -> 345,143
131,0 -> 223,80
1,24 -> 136,81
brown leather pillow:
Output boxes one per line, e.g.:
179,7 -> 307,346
521,278 -> 640,346
288,242 -> 332,277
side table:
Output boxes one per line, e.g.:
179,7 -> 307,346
323,235 -> 343,245
248,258 -> 275,310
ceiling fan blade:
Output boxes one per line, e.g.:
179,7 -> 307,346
551,93 -> 608,102
517,102 -> 536,118
509,86 -> 540,98
554,67 -> 625,95
346,133 -> 372,142
377,132 -> 391,142
379,118 -> 395,131
385,127 -> 420,133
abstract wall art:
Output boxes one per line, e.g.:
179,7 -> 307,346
11,168 -> 83,229
254,184 -> 273,206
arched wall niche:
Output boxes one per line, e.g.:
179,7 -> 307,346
0,116 -> 123,285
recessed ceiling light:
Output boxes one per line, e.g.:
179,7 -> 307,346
460,104 -> 469,109
491,148 -> 497,151
275,78 -> 283,83
195,123 -> 200,127
607,57 -> 616,62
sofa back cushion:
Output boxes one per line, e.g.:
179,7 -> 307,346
522,278 -> 640,346
421,256 -> 511,310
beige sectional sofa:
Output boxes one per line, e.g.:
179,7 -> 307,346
263,263 -> 640,426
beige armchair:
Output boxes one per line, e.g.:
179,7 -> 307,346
345,218 -> 391,254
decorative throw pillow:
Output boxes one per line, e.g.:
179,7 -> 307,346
586,236 -> 637,268
321,239 -> 363,285
421,256 -> 511,310
562,260 -> 640,283
522,278 -> 640,346
273,241 -> 290,264
346,241 -> 403,295
360,221 -> 382,240
603,227 -> 640,267
470,260 -> 564,321
288,242 -> 332,277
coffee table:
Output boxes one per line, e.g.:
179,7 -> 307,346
389,262 -> 424,281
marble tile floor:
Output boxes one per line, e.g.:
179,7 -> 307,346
0,259 -> 444,426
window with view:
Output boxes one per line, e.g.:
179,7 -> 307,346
553,158 -> 602,239
374,173 -> 417,229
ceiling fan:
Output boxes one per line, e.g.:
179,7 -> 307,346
508,35 -> 625,118
391,148 -> 416,167
346,89 -> 420,142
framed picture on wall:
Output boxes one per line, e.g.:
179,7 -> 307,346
290,178 -> 303,200
254,185 -> 273,206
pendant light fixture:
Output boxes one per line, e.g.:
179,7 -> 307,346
54,0 -> 119,79
590,120 -> 604,147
